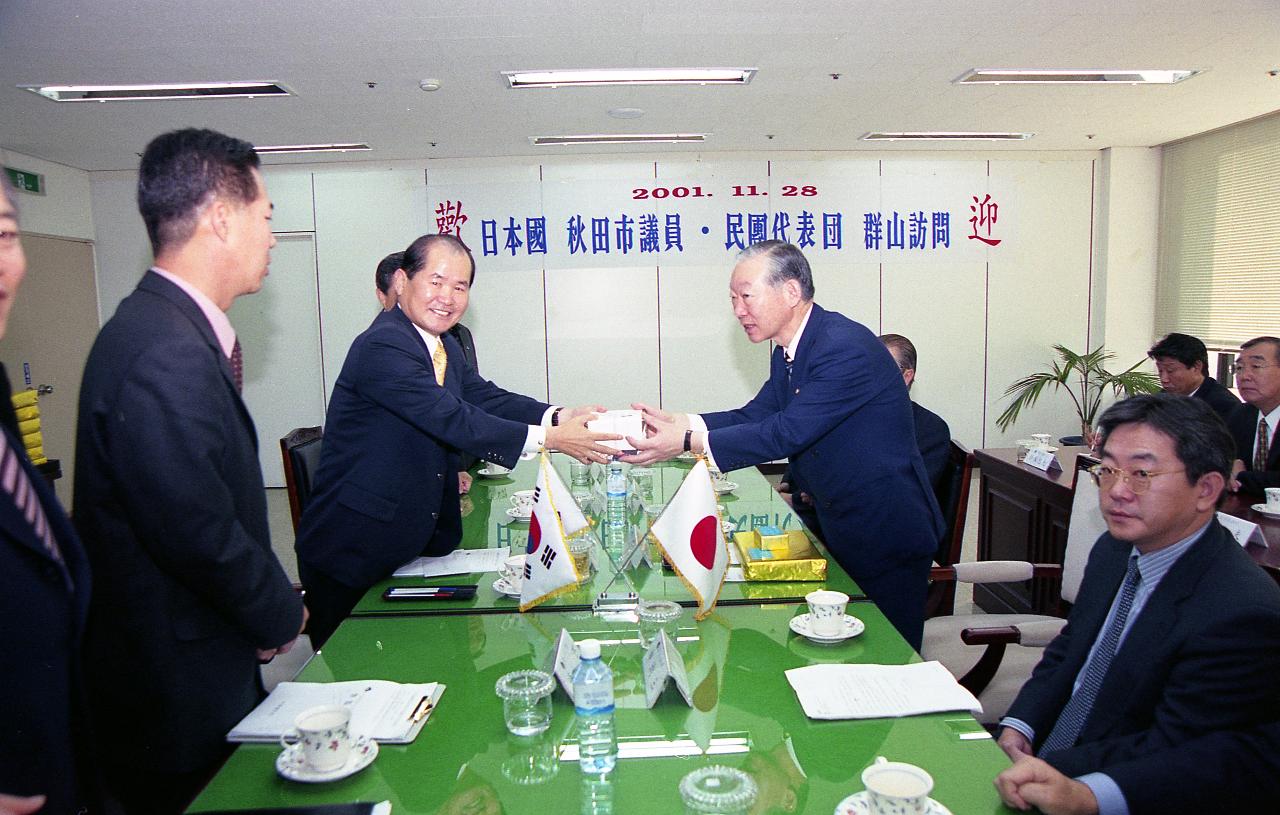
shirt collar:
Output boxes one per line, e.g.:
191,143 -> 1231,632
1260,404 -> 1280,432
783,303 -> 814,362
150,266 -> 236,358
1131,519 -> 1210,588
400,305 -> 441,355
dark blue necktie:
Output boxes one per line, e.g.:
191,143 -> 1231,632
1040,556 -> 1141,754
784,351 -> 793,386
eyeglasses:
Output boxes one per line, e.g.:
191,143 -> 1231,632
1233,361 -> 1277,374
1088,464 -> 1185,495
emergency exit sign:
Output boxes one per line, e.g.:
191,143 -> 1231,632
4,167 -> 44,195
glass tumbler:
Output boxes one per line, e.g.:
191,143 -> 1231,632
637,599 -> 682,648
679,765 -> 758,814
495,669 -> 555,736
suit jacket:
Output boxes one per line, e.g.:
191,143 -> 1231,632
1005,519 -> 1280,778
296,307 -> 548,590
703,304 -> 943,580
74,271 -> 304,775
1227,402 -> 1280,493
1106,720 -> 1280,815
448,322 -> 480,471
0,424 -> 94,813
1192,373 -> 1241,423
912,400 -> 951,493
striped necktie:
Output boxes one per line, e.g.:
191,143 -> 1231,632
1256,417 -> 1270,471
230,338 -> 244,394
0,430 -> 66,583
432,342 -> 448,387
1039,556 -> 1141,754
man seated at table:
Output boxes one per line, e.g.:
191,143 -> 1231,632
296,233 -> 618,646
996,393 -> 1280,813
996,720 -> 1280,814
1228,335 -> 1280,495
1147,332 -> 1240,421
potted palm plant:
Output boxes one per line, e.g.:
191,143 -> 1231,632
996,345 -> 1160,443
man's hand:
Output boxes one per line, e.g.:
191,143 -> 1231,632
998,727 -> 1033,762
995,757 -> 1099,815
0,793 -> 46,815
545,413 -> 621,464
263,604 -> 311,660
617,402 -> 692,465
458,471 -> 473,495
632,402 -> 690,435
1230,458 -> 1246,493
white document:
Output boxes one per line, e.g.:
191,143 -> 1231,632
784,661 -> 982,720
1217,511 -> 1268,548
724,566 -> 747,583
227,680 -> 444,743
588,409 -> 645,453
393,546 -> 511,578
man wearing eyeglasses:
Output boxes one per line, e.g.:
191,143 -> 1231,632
1227,336 -> 1280,496
995,394 -> 1280,815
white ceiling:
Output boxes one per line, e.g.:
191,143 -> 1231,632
1,0 -> 1277,172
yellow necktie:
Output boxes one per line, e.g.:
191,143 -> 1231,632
432,342 -> 448,387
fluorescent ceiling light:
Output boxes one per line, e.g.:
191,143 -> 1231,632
254,143 -> 371,154
505,68 -> 755,88
956,69 -> 1200,85
861,132 -> 1034,141
532,133 -> 706,146
20,82 -> 291,102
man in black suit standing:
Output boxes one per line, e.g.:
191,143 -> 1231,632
997,394 -> 1280,813
0,176 -> 96,815
74,129 -> 307,814
1227,335 -> 1280,495
1147,332 -> 1240,421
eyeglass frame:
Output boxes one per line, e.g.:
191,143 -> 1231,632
1232,360 -> 1278,375
1088,463 -> 1187,495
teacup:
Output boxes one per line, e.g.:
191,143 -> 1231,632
502,554 -> 528,584
510,490 -> 535,513
280,704 -> 352,772
1266,488 -> 1280,510
861,757 -> 933,815
805,589 -> 850,637
1030,433 -> 1053,448
485,461 -> 511,476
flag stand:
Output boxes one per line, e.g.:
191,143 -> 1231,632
591,521 -> 646,616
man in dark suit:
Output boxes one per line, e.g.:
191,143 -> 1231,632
296,233 -> 618,647
74,129 -> 307,814
623,241 -> 942,650
1147,332 -> 1240,421
0,175 -> 97,815
1227,335 -> 1280,495
879,333 -> 951,490
997,394 -> 1280,813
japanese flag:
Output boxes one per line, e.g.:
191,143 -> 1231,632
650,459 -> 728,620
519,454 -> 585,611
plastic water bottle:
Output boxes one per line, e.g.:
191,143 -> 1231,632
572,639 -> 617,774
604,462 -> 628,551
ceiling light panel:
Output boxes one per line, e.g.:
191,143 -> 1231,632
955,69 -> 1200,85
254,143 -> 371,154
20,82 -> 291,102
505,68 -> 755,88
861,132 -> 1034,141
532,133 -> 706,146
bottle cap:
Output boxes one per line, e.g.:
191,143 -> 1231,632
578,638 -> 601,659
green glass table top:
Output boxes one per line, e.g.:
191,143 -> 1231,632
189,603 -> 1014,814
352,457 -> 862,616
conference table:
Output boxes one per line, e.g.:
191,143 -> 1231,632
188,456 -> 1016,814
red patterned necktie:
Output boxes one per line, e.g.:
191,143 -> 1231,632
1256,417 -> 1270,471
0,430 -> 66,580
231,338 -> 244,394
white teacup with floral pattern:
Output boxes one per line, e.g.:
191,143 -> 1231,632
280,704 -> 352,772
861,756 -> 933,815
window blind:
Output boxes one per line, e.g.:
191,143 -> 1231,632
1157,112 -> 1280,347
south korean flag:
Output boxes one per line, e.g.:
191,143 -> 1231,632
519,454 -> 584,611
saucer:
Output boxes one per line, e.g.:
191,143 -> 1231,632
789,612 -> 865,643
477,466 -> 511,479
276,736 -> 378,783
834,790 -> 952,815
493,577 -> 523,598
506,507 -> 532,522
712,480 -> 739,495
1252,503 -> 1280,519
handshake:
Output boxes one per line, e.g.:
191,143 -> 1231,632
545,403 -> 696,466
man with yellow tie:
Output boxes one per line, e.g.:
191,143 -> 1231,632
296,233 -> 619,646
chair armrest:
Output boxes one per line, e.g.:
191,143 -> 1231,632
930,561 -> 1063,585
961,619 -> 1065,647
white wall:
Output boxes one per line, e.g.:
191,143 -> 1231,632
88,149 -> 1123,458
1095,146 -> 1163,366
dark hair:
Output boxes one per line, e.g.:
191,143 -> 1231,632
1148,332 -> 1208,374
137,128 -> 261,255
879,334 -> 917,372
1097,393 -> 1234,497
737,240 -> 815,300
402,234 -> 475,285
375,251 -> 404,295
1241,336 -> 1280,364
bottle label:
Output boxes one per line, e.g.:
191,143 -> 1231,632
574,683 -> 615,714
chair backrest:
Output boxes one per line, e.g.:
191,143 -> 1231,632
1062,455 -> 1106,604
280,426 -> 323,533
933,440 -> 976,567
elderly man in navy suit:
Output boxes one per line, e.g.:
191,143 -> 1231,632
997,394 -> 1280,815
623,240 -> 942,650
1227,336 -> 1280,495
75,129 -> 307,814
